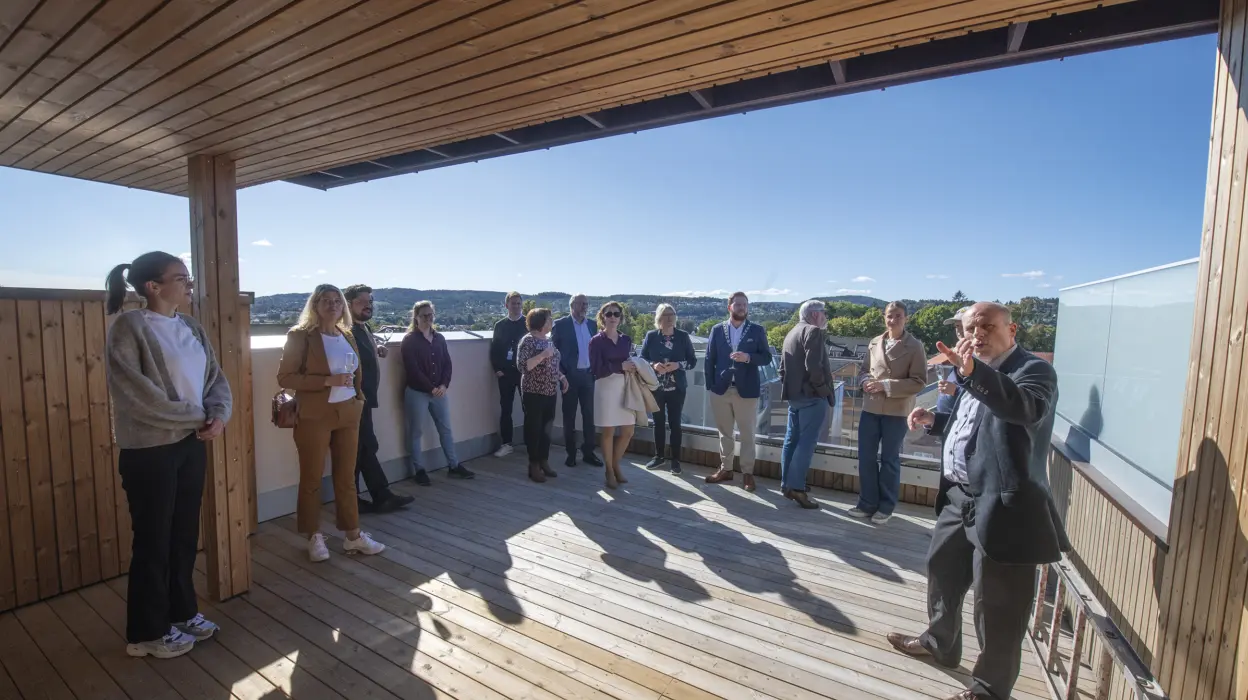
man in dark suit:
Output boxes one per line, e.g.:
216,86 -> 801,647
704,292 -> 772,492
550,294 -> 604,468
888,302 -> 1068,700
344,285 -> 413,513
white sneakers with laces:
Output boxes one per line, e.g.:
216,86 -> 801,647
494,444 -> 514,458
126,626 -> 195,659
344,531 -> 386,556
308,533 -> 330,562
871,512 -> 893,524
846,507 -> 870,519
175,613 -> 219,640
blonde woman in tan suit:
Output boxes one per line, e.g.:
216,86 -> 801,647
278,284 -> 387,562
851,301 -> 928,524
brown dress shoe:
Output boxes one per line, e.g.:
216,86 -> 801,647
785,490 -> 819,509
527,461 -> 546,483
944,691 -> 982,700
705,469 -> 734,484
742,474 -> 756,492
887,633 -> 931,658
540,460 -> 557,478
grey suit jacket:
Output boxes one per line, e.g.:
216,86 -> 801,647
780,321 -> 833,402
931,347 -> 1070,565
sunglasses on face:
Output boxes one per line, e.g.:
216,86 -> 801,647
603,311 -> 622,318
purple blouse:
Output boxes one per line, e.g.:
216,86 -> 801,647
589,332 -> 632,380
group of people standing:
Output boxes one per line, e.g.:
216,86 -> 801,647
101,249 -> 1068,699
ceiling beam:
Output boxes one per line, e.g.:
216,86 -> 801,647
1007,22 -> 1029,53
828,59 -> 848,85
690,89 -> 713,109
494,132 -> 521,145
582,113 -> 606,129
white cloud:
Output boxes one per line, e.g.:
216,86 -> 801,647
836,288 -> 873,295
851,275 -> 875,283
1002,270 -> 1045,279
1053,275 -> 1064,281
926,274 -> 949,280
301,275 -> 311,279
178,251 -> 192,260
826,280 -> 838,284
662,289 -> 731,298
251,239 -> 274,247
746,288 -> 793,297
315,269 -> 327,275
1038,283 -> 1052,289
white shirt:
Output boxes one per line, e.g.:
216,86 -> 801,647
941,345 -> 1018,484
573,317 -> 592,369
142,311 -> 206,410
321,332 -> 358,403
728,320 -> 745,350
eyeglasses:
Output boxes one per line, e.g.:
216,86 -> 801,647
603,311 -> 622,318
418,313 -> 434,319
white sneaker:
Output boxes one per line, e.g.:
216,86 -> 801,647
126,627 -> 195,659
494,444 -> 514,458
174,613 -> 219,640
344,531 -> 386,556
846,507 -> 871,519
308,533 -> 330,562
871,512 -> 893,524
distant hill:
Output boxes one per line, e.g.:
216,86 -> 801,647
252,288 -> 888,330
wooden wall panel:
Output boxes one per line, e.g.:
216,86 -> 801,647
1155,3 -> 1248,700
0,290 -> 254,613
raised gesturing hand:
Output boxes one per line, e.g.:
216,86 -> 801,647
935,337 -> 975,377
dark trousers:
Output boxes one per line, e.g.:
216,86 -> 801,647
920,486 -> 1038,699
498,373 -> 519,445
856,411 -> 909,515
522,392 -> 557,462
356,404 -> 393,503
562,368 -> 597,457
118,433 -> 206,644
652,388 -> 686,461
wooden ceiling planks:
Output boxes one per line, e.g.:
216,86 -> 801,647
0,0 -> 1135,195
119,0 -> 1087,191
221,0 -> 1116,192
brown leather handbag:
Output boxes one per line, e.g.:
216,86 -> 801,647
271,334 -> 308,428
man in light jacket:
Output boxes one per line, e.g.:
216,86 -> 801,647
778,300 -> 833,509
852,301 -> 927,524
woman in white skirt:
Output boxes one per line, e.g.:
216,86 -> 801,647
589,301 -> 637,489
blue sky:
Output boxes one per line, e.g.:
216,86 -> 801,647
0,35 -> 1216,302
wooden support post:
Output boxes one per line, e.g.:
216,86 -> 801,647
1155,3 -> 1248,700
187,155 -> 250,602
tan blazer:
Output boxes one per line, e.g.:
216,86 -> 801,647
860,331 -> 927,417
277,327 -> 364,421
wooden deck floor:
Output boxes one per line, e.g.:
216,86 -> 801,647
0,452 -> 1074,700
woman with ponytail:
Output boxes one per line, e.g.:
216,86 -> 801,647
104,251 -> 232,659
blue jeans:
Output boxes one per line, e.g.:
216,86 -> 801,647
856,411 -> 908,515
780,398 -> 828,492
404,388 -> 458,473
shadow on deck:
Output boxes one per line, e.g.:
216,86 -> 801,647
0,452 -> 1079,700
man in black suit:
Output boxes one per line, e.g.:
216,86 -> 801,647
344,285 -> 414,513
550,294 -> 604,468
887,302 -> 1068,700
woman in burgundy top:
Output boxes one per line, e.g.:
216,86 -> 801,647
400,301 -> 475,485
516,308 -> 569,483
589,301 -> 638,489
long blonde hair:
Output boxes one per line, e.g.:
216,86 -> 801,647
407,300 -> 435,333
293,284 -> 352,332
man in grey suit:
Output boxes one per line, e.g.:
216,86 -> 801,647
778,300 -> 833,510
887,302 -> 1069,700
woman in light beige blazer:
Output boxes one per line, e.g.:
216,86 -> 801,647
851,301 -> 928,523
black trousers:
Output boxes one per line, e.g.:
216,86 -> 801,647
498,373 -> 520,445
562,368 -> 596,457
522,392 -> 558,462
652,388 -> 686,461
355,404 -> 393,503
919,485 -> 1038,699
118,433 -> 206,644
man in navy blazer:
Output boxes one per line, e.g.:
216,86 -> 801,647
550,294 -> 604,468
704,292 -> 772,492
888,302 -> 1068,700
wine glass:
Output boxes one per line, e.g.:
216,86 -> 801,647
344,351 -> 358,374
